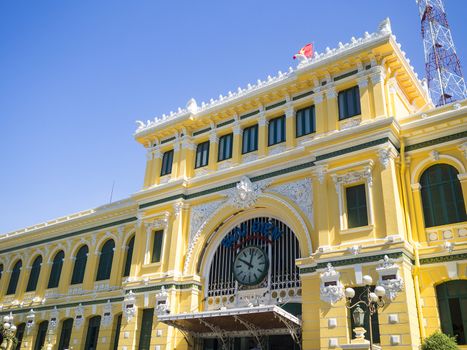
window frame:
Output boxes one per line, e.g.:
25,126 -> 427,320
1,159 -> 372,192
195,141 -> 210,169
268,115 -> 286,146
338,86 -> 361,120
295,105 -> 316,137
26,256 -> 42,292
151,230 -> 164,264
71,245 -> 89,285
7,260 -> 22,296
242,124 -> 258,154
96,239 -> 115,281
123,236 -> 135,277
345,184 -> 369,229
160,149 -> 174,177
47,250 -> 65,289
218,133 -> 233,162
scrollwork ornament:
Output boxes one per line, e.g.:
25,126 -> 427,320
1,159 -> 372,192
376,255 -> 403,301
226,176 -> 270,209
320,263 -> 344,305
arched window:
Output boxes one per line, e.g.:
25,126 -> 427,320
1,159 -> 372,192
15,323 -> 26,350
123,236 -> 135,277
34,320 -> 48,350
71,245 -> 89,285
26,256 -> 42,292
84,316 -> 101,350
6,260 -> 22,295
436,280 -> 467,345
96,239 -> 115,281
48,250 -> 64,289
420,164 -> 467,227
57,318 -> 74,350
111,314 -> 122,350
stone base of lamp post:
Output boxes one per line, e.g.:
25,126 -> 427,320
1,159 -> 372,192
341,327 -> 381,350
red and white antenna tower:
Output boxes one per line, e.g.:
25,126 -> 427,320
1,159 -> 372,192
417,0 -> 467,106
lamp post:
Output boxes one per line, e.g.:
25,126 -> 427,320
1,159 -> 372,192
0,313 -> 17,350
344,275 -> 386,349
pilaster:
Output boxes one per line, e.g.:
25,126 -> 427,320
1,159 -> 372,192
232,122 -> 242,164
313,166 -> 331,249
258,109 -> 268,158
143,145 -> 154,188
180,136 -> 195,179
285,104 -> 296,149
326,87 -> 338,132
110,227 -> 125,287
370,67 -> 388,118
314,92 -> 327,134
151,146 -> 162,186
208,132 -> 218,171
357,76 -> 372,121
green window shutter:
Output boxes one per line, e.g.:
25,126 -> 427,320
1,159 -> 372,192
346,184 -> 368,228
7,260 -> 22,295
349,286 -> 381,344
26,256 -> 42,292
436,281 -> 467,345
34,321 -> 49,350
71,245 -> 88,285
96,240 -> 115,281
160,150 -> 174,176
268,115 -> 286,146
123,236 -> 135,277
195,141 -> 210,168
47,250 -> 64,289
138,309 -> 154,350
218,133 -> 233,161
421,164 -> 467,227
112,314 -> 123,350
84,316 -> 101,350
15,323 -> 26,350
338,86 -> 361,120
151,230 -> 164,263
57,319 -> 74,350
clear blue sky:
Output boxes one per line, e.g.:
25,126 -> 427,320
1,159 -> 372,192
1,1 -> 466,233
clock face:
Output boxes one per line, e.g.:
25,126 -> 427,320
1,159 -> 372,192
233,246 -> 269,286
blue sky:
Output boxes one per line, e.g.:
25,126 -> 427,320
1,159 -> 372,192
0,0 -> 466,233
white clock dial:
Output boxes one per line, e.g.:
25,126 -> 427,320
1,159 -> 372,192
233,246 -> 269,286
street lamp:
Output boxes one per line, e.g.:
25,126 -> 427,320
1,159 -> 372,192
345,275 -> 386,349
0,313 -> 17,350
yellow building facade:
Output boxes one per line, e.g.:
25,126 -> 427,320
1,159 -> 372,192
1,18 -> 466,350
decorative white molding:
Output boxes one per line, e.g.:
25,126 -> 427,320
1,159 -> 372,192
314,165 -> 327,184
357,76 -> 368,89
340,116 -> 361,130
102,300 -> 113,327
155,287 -> 170,315
195,167 -> 210,177
376,255 -> 403,301
242,152 -> 258,163
225,176 -> 271,210
134,18 -> 402,136
269,178 -> 313,227
378,145 -> 398,170
75,304 -> 84,329
49,306 -> 59,330
268,144 -> 286,156
123,291 -> 137,322
218,160 -> 233,170
26,309 -> 36,333
209,132 -> 218,144
320,263 -> 344,305
459,142 -> 467,159
189,199 -> 226,242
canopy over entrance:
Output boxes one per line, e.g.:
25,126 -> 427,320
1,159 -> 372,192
157,305 -> 301,349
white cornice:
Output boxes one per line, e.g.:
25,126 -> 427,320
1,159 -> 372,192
134,18 -> 420,138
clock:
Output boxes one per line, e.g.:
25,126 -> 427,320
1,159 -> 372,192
233,246 -> 269,286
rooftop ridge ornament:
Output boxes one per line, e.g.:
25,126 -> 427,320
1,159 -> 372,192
134,18 -> 407,135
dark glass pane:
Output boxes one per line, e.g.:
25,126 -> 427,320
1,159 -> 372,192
242,125 -> 258,154
7,260 -> 22,295
349,286 -> 381,343
437,281 -> 467,345
138,309 -> 154,350
161,150 -> 174,176
96,240 -> 115,281
346,184 -> 368,228
123,236 -> 135,277
84,316 -> 101,350
112,314 -> 122,350
26,256 -> 42,292
15,323 -> 26,350
195,141 -> 209,168
218,134 -> 233,161
34,321 -> 49,350
151,230 -> 164,263
57,319 -> 74,350
71,245 -> 88,285
421,164 -> 467,227
48,250 -> 64,289
339,86 -> 361,120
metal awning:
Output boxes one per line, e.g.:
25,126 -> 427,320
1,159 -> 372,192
157,305 -> 301,348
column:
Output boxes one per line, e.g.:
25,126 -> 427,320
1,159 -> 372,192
208,131 -> 218,171
172,138 -> 181,179
166,204 -> 187,274
411,184 -> 427,243
110,227 -> 125,287
143,145 -> 154,188
357,75 -> 372,121
232,122 -> 242,164
132,220 -> 146,277
371,66 -> 387,118
314,92 -> 327,134
387,82 -> 397,117
83,243 -> 99,290
258,110 -> 268,157
285,104 -> 296,149
379,146 -> 406,238
180,136 -> 195,179
325,87 -> 339,132
313,166 -> 330,250
57,253 -> 72,295
151,146 -> 162,186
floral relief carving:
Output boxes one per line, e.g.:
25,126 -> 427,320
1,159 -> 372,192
226,176 -> 271,210
376,255 -> 403,301
320,263 -> 344,305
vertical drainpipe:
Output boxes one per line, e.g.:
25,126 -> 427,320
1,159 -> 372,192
400,138 -> 426,339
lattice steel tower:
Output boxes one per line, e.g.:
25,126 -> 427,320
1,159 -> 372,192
417,0 -> 467,106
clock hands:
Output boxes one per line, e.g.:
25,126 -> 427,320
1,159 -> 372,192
237,258 -> 253,268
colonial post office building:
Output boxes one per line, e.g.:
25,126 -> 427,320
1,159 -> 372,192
2,19 -> 467,350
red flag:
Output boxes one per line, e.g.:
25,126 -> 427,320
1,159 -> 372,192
293,43 -> 313,60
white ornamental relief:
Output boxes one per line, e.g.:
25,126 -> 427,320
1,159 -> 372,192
74,303 -> 85,329
189,199 -> 226,241
226,176 -> 270,209
376,255 -> 403,301
269,178 -> 313,228
320,263 -> 344,305
102,300 -> 113,327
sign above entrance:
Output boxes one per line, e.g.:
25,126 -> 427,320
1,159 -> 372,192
221,219 -> 283,249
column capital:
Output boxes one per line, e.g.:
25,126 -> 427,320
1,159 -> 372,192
326,87 -> 337,100
209,131 -> 218,144
233,123 -> 242,135
357,76 -> 369,89
285,105 -> 295,118
181,136 -> 195,151
314,92 -> 324,104
258,113 -> 268,127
